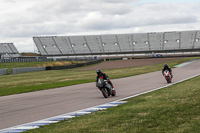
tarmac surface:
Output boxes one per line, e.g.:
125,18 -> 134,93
0,59 -> 200,130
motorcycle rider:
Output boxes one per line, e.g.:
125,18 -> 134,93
162,64 -> 173,78
96,69 -> 115,94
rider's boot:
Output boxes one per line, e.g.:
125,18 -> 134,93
112,88 -> 116,94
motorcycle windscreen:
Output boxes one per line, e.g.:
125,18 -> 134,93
97,78 -> 105,88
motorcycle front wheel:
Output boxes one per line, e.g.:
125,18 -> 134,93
166,76 -> 171,83
101,88 -> 109,98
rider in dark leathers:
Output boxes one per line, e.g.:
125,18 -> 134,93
162,64 -> 173,78
96,69 -> 115,93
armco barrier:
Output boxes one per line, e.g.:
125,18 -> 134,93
1,59 -> 103,75
0,57 -> 94,63
0,68 -> 8,75
46,59 -> 103,70
11,67 -> 46,74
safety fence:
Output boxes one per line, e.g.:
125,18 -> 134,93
0,57 -> 94,63
0,68 -> 8,75
0,59 -> 103,75
0,57 -> 48,63
11,67 -> 46,74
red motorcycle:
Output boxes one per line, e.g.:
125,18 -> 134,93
163,70 -> 172,83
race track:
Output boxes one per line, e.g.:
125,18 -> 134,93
0,60 -> 200,130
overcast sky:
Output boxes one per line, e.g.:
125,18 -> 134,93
0,0 -> 200,52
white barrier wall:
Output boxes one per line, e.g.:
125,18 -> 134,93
0,68 -> 8,75
11,67 -> 46,74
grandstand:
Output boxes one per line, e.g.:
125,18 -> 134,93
0,43 -> 20,59
33,30 -> 200,56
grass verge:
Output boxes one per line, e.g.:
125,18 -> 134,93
25,73 -> 200,133
0,57 -> 199,96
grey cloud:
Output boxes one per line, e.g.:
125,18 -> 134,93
165,15 -> 197,24
100,0 -> 138,3
130,14 -> 198,27
76,2 -> 199,32
127,2 -> 199,26
13,0 -> 135,36
2,1 -> 198,37
3,0 -> 15,3
1,21 -> 74,37
29,0 -> 134,16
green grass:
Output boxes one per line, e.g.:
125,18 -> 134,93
25,71 -> 200,133
0,57 -> 200,96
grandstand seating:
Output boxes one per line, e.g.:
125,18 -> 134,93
53,37 -> 74,55
33,30 -> 200,56
100,34 -> 121,53
0,45 -> 7,53
148,33 -> 163,51
193,31 -> 200,49
132,33 -> 149,51
0,43 -> 20,58
33,37 -> 48,55
41,37 -> 62,55
181,31 -> 196,49
163,32 -> 180,50
68,36 -> 92,54
117,34 -> 133,52
85,35 -> 103,53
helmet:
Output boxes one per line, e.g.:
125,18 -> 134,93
164,64 -> 169,69
96,69 -> 102,74
164,64 -> 168,67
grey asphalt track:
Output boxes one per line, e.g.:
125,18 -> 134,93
0,60 -> 200,130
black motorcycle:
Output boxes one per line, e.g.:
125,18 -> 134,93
96,78 -> 116,98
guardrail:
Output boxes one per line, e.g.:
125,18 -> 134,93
0,57 -> 94,63
0,68 -> 8,75
0,59 -> 104,75
11,67 -> 46,74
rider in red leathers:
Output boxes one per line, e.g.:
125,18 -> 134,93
162,64 -> 173,78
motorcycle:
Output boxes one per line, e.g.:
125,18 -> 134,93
163,70 -> 172,83
96,78 -> 116,98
